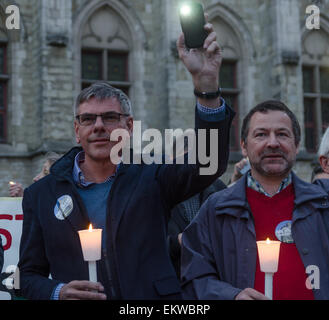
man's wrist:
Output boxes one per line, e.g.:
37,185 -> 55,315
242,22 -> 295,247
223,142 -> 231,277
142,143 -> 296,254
192,75 -> 219,93
193,77 -> 221,108
196,96 -> 221,109
51,283 -> 65,300
197,98 -> 225,112
194,88 -> 221,100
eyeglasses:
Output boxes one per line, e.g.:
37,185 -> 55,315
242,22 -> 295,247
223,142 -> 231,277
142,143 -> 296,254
75,111 -> 129,126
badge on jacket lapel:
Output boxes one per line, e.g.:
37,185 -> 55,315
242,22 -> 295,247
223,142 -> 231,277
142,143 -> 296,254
275,220 -> 294,243
54,195 -> 73,220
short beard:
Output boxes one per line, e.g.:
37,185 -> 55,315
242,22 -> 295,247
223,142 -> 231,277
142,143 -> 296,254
252,158 -> 295,178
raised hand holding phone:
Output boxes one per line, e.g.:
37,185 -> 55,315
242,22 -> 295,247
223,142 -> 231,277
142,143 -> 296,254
177,7 -> 222,108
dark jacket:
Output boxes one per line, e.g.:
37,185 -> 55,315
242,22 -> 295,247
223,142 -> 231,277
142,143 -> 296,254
18,106 -> 234,300
181,172 -> 329,300
168,179 -> 226,278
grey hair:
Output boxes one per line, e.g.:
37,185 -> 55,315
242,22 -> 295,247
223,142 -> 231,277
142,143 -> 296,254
73,82 -> 132,117
44,151 -> 61,166
318,126 -> 329,157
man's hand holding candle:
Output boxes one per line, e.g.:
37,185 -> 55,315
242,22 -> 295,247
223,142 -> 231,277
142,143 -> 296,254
235,288 -> 269,300
59,280 -> 106,300
58,224 -> 106,300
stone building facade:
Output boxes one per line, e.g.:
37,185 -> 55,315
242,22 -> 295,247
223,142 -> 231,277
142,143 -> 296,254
0,0 -> 328,196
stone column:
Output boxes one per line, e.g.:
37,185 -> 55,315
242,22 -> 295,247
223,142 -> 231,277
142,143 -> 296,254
270,0 -> 303,132
39,0 -> 74,151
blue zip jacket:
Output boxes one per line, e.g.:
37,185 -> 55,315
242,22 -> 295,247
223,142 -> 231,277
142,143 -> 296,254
181,172 -> 329,300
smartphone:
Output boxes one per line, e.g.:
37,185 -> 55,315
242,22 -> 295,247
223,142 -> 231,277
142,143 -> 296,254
179,1 -> 207,48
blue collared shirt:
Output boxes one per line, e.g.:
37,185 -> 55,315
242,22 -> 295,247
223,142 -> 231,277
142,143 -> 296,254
196,98 -> 226,122
73,151 -> 119,187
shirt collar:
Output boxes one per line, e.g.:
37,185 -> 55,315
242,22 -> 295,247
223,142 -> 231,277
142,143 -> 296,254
73,151 -> 120,188
247,171 -> 292,197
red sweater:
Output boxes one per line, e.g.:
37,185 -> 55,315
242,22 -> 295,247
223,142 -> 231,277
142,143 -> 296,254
246,184 -> 314,300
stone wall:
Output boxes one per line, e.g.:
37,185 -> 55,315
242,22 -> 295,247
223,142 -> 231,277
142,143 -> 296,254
0,0 -> 328,196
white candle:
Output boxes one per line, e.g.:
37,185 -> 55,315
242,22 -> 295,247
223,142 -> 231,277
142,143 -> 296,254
78,224 -> 102,282
88,261 -> 97,283
256,238 -> 281,299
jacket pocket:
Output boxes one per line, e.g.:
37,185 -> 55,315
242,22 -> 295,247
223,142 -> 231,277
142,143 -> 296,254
153,276 -> 181,296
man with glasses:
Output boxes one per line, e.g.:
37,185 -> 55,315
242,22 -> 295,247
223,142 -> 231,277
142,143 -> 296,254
18,23 -> 234,300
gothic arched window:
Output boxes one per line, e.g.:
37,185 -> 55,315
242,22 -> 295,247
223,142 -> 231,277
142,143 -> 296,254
212,17 -> 242,151
80,5 -> 131,94
302,28 -> 329,153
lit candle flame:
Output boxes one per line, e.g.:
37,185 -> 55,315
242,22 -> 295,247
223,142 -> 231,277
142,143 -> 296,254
9,181 -> 15,185
88,224 -> 93,231
266,238 -> 271,244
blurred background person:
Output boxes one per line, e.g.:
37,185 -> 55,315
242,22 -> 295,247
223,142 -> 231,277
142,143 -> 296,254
8,152 -> 61,197
8,181 -> 24,198
32,152 -> 61,182
318,127 -> 329,179
311,164 -> 329,183
167,137 -> 226,278
227,157 -> 250,186
311,127 -> 329,182
168,178 -> 226,279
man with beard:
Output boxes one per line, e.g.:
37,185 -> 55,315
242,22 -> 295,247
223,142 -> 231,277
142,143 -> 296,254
181,100 -> 329,300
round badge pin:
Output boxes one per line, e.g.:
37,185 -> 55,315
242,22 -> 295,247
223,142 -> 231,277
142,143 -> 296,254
54,195 -> 73,220
275,220 -> 294,243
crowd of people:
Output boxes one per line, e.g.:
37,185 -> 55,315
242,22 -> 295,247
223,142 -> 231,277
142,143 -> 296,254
1,19 -> 329,301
